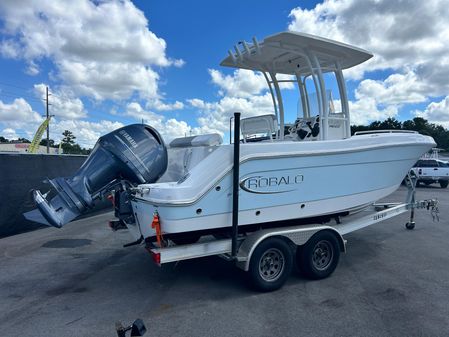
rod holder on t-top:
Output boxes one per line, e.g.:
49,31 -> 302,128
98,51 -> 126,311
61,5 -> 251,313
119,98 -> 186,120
231,112 -> 241,257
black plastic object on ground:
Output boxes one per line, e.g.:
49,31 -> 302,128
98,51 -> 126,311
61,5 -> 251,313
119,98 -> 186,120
26,124 -> 168,228
115,318 -> 147,337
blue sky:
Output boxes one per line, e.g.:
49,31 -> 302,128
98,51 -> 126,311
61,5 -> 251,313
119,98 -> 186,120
0,0 -> 448,147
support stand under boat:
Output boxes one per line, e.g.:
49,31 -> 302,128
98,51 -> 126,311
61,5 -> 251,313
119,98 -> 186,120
231,112 -> 241,257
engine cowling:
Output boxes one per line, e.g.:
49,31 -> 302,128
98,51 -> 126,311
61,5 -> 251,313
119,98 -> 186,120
26,124 -> 167,228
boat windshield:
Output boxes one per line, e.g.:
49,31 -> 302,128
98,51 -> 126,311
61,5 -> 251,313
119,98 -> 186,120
287,69 -> 347,141
297,90 -> 338,118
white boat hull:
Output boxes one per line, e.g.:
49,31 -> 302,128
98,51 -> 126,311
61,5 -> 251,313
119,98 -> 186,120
128,133 -> 434,240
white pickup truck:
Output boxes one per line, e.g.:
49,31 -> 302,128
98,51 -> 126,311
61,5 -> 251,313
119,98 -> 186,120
412,158 -> 449,188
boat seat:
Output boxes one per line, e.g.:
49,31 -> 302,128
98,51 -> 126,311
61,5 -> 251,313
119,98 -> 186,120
159,134 -> 223,183
241,114 -> 278,142
291,116 -> 320,141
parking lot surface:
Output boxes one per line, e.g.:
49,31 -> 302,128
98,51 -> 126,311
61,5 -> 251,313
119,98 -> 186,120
0,186 -> 448,337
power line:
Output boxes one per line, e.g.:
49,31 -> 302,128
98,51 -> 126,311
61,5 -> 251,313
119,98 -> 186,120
0,91 -> 44,104
0,81 -> 60,99
0,81 -> 61,101
0,81 -> 34,91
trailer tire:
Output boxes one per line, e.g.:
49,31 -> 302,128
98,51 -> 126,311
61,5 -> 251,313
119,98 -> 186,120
248,237 -> 293,292
440,180 -> 448,188
297,231 -> 340,280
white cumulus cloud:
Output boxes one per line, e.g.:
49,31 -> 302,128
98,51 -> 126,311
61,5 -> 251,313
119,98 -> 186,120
0,0 -> 184,100
189,93 -> 275,136
34,84 -> 86,119
125,102 -> 193,142
0,96 -> 122,147
186,65 -> 299,137
209,69 -> 268,98
288,0 -> 449,127
209,68 -> 294,98
344,71 -> 431,125
288,0 -> 449,96
51,119 -> 124,148
1,128 -> 19,140
145,99 -> 184,111
354,72 -> 427,106
415,96 -> 449,128
0,98 -> 42,122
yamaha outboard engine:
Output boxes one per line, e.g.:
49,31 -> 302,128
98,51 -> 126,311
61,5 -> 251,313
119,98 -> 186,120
25,124 -> 167,228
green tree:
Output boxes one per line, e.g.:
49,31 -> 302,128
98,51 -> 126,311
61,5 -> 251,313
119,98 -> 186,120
61,130 -> 76,145
40,138 -> 55,147
0,136 -> 8,143
351,124 -> 370,134
377,117 -> 402,130
403,117 -> 429,133
59,130 -> 91,155
17,137 -> 31,143
61,130 -> 78,154
352,116 -> 449,151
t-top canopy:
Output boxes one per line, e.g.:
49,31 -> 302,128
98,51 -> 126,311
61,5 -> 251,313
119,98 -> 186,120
220,31 -> 373,75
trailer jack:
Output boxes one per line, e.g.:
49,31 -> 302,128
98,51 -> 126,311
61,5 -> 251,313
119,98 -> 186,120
404,172 -> 439,230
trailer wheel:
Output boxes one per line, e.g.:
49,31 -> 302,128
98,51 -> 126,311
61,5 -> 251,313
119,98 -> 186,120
297,231 -> 340,280
248,237 -> 293,292
440,180 -> 448,188
405,222 -> 415,230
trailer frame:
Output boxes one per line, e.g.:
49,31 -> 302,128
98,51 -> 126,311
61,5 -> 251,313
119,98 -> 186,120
147,173 -> 438,291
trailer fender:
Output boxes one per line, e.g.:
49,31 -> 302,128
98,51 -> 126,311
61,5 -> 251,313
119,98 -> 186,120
236,225 -> 346,271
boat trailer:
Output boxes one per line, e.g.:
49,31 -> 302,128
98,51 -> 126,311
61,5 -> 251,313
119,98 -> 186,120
148,176 -> 438,291
145,114 -> 439,292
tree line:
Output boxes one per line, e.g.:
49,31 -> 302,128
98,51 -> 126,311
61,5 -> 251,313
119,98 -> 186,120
1,117 -> 448,152
351,117 -> 449,150
0,130 -> 91,155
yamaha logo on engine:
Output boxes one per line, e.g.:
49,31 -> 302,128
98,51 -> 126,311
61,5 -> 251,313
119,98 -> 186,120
119,130 -> 138,148
240,172 -> 304,194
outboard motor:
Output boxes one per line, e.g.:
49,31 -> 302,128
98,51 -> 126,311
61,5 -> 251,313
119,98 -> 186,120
25,124 -> 167,228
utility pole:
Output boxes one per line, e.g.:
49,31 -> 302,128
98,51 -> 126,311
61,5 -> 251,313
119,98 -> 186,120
46,86 -> 49,154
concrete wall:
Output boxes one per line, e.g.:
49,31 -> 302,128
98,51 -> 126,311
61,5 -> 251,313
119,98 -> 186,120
0,153 -> 111,237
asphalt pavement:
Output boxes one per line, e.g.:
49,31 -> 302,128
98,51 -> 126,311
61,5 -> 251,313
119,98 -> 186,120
0,185 -> 448,337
